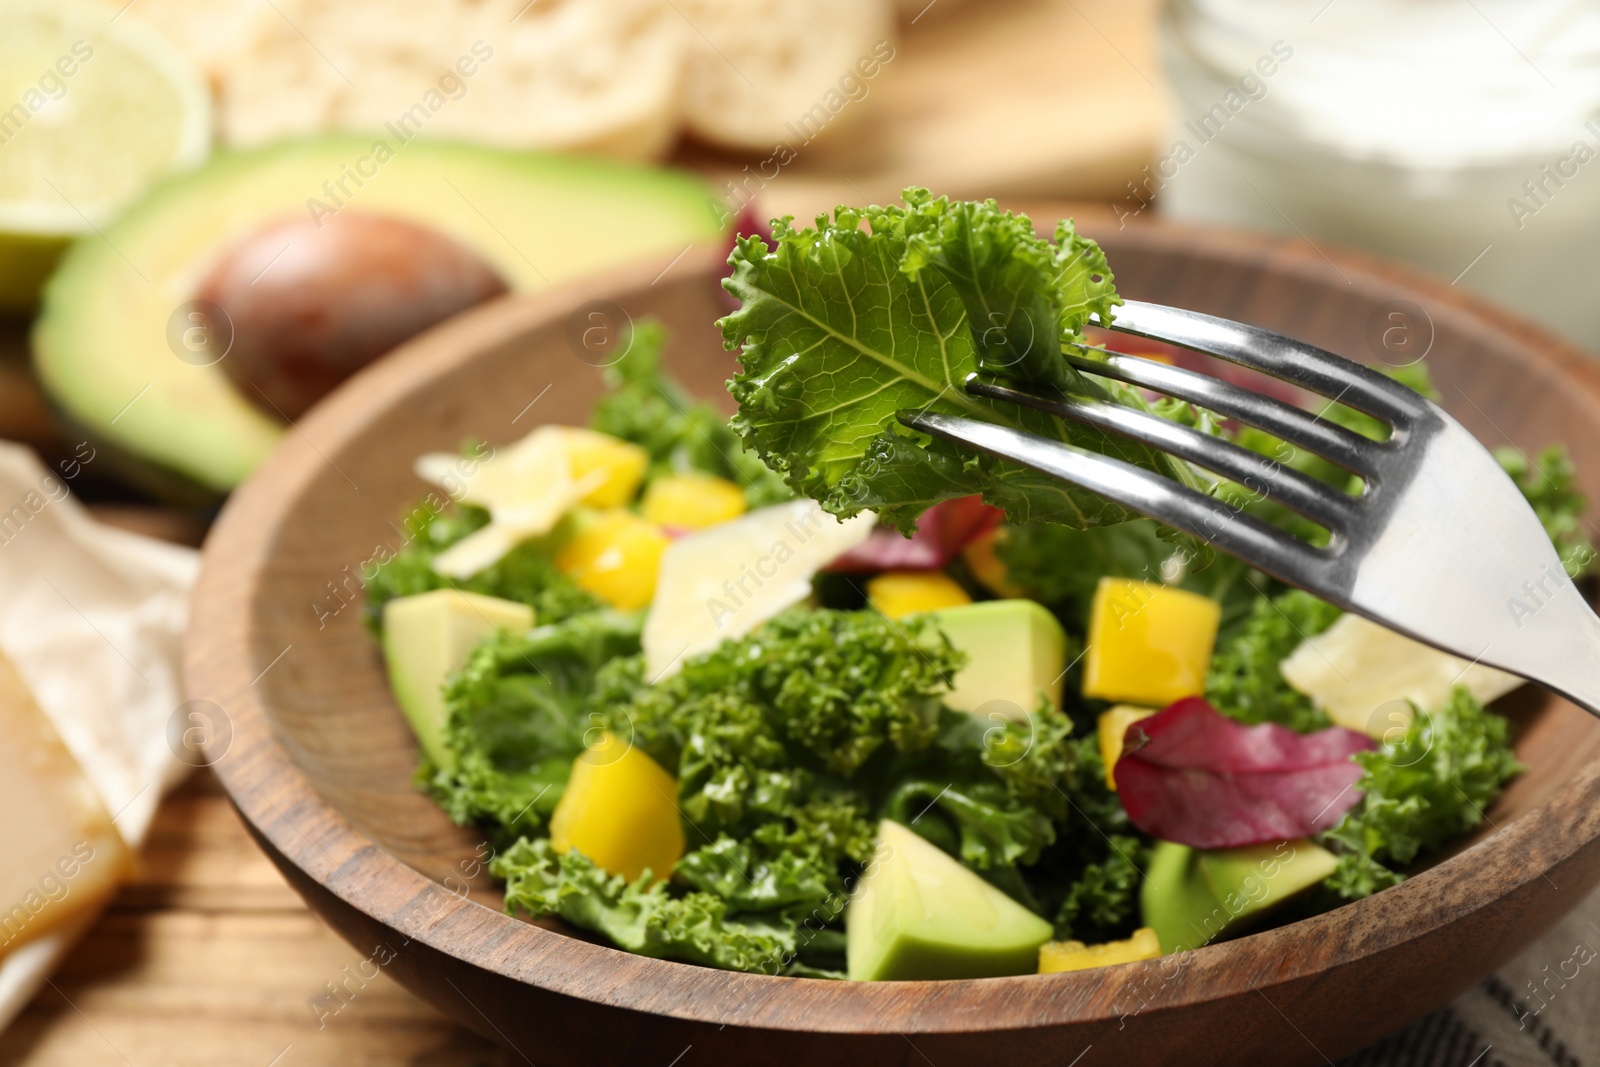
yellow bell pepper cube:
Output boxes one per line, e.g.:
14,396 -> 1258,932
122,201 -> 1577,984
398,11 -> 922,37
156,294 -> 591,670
550,732 -> 685,883
1098,705 -> 1156,790
1082,578 -> 1221,707
961,527 -> 1026,598
641,472 -> 747,530
554,428 -> 649,509
555,510 -> 670,611
866,570 -> 973,620
1039,927 -> 1162,974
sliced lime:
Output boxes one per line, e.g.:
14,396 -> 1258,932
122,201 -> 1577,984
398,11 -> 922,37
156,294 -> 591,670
0,0 -> 209,308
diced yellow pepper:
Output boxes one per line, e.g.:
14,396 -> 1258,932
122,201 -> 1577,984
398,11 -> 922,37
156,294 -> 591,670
867,570 -> 973,620
554,428 -> 649,509
550,732 -> 684,883
961,527 -> 1026,598
1039,927 -> 1162,974
641,472 -> 747,530
555,510 -> 670,611
1098,705 -> 1156,790
1082,578 -> 1221,707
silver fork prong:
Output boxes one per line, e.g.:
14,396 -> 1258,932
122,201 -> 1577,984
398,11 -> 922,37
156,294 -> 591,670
899,410 -> 1324,584
966,379 -> 1360,535
1102,300 -> 1427,428
1065,350 -> 1382,478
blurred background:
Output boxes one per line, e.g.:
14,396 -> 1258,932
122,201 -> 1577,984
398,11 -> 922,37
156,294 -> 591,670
0,0 -> 1595,1062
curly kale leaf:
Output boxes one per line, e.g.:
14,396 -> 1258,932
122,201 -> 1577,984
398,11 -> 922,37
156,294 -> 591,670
721,189 -> 1198,534
1054,834 -> 1148,942
584,610 -> 1090,942
1495,444 -> 1596,578
609,608 -> 961,789
589,318 -> 791,508
1024,734 -> 1149,942
427,611 -> 643,838
363,504 -> 599,632
1206,589 -> 1342,733
673,839 -> 832,912
1320,686 -> 1523,899
494,838 -> 803,974
589,611 -> 959,911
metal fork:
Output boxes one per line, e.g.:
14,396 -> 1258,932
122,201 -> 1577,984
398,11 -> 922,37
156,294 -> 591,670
899,299 -> 1600,717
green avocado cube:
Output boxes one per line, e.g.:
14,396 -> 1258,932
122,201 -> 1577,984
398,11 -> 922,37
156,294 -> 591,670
381,589 -> 532,768
1141,839 -> 1340,953
928,599 -> 1067,720
846,820 -> 1053,981
1198,840 -> 1339,924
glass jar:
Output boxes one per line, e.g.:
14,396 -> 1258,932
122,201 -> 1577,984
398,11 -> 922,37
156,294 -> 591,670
1154,0 -> 1600,351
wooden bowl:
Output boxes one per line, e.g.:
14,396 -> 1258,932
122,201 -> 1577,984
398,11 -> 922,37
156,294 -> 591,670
185,217 -> 1600,1066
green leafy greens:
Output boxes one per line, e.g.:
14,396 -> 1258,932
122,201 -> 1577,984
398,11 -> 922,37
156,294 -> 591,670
365,320 -> 789,634
494,839 -> 806,973
1319,686 -> 1523,898
1495,444 -> 1596,578
721,189 -> 1199,534
591,319 -> 792,509
454,608 -> 1135,973
427,611 -> 643,838
363,506 -> 599,632
1206,589 -> 1342,733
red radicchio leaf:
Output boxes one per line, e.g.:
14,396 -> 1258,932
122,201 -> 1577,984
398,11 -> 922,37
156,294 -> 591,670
826,495 -> 1003,573
1114,697 -> 1375,849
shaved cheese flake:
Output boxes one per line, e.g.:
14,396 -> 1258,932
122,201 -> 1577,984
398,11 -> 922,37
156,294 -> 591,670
416,427 -> 605,577
1280,613 -> 1523,737
643,499 -> 877,678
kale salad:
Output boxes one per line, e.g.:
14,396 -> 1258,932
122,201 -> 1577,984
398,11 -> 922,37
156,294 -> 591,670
366,192 -> 1592,981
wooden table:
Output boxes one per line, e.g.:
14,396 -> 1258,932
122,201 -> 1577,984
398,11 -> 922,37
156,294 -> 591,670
0,769 -> 511,1067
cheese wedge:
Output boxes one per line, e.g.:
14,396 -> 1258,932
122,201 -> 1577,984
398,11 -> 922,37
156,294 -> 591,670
0,649 -> 132,959
1279,613 -> 1522,737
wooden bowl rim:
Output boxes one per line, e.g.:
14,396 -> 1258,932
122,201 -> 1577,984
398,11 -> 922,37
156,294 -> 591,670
186,220 -> 1600,1035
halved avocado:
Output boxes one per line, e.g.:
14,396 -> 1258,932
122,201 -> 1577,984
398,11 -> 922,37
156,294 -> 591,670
32,135 -> 725,501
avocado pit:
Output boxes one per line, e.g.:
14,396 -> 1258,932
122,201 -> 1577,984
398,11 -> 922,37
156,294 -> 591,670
197,212 -> 508,419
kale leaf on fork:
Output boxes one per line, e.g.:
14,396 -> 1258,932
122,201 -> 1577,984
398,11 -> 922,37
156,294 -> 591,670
719,189 -> 1202,535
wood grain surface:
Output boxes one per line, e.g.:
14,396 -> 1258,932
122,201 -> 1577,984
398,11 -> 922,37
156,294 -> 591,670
0,770 -> 509,1067
179,216 -> 1600,1067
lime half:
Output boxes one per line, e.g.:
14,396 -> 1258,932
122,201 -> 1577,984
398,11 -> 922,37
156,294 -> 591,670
0,1 -> 209,309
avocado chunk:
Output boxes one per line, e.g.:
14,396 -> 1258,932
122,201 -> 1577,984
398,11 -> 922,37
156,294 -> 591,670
1199,839 -> 1339,925
927,599 -> 1067,720
33,135 -> 725,501
381,589 -> 533,768
1141,838 -> 1339,953
846,819 -> 1053,981
1140,841 -> 1216,953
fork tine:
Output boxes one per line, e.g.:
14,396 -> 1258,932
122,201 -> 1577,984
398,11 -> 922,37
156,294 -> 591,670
966,379 -> 1359,534
899,410 -> 1322,583
1064,350 -> 1382,477
1102,300 -> 1426,427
